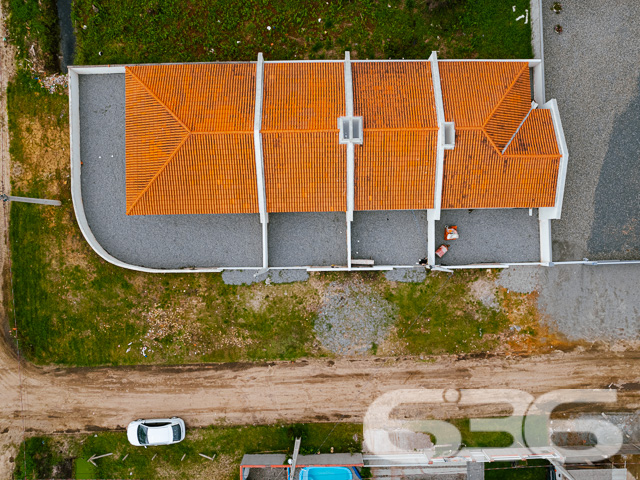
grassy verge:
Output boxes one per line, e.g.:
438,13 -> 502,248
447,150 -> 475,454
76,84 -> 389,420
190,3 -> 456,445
6,0 -> 60,71
13,420 -> 551,479
71,0 -> 532,64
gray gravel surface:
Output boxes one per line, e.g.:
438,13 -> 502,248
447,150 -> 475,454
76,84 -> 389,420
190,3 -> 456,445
498,264 -> 640,342
352,210 -> 428,265
79,74 -> 263,269
268,212 -> 347,267
543,0 -> 640,261
384,267 -> 427,283
315,278 -> 395,355
222,268 -> 309,285
436,209 -> 539,265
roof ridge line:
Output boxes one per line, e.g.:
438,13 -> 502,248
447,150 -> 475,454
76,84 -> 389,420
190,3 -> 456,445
479,127 -> 504,157
363,127 -> 440,132
191,131 -> 254,135
260,128 -> 339,134
501,104 -> 534,154
126,66 -> 191,133
126,133 -> 191,215
481,62 -> 529,129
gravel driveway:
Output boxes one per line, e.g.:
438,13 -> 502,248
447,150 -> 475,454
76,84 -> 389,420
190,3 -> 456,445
543,0 -> 640,261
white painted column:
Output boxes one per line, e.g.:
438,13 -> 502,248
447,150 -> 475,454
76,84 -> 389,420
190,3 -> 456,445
344,51 -> 355,268
538,98 -> 568,266
253,53 -> 269,270
428,51 -> 446,266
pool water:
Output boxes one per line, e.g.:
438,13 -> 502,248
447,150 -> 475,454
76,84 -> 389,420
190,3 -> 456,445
299,466 -> 353,480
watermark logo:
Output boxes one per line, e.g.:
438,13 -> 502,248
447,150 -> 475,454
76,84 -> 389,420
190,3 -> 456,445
363,389 -> 622,463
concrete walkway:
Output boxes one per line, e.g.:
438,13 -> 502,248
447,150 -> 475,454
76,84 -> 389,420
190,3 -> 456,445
543,0 -> 640,261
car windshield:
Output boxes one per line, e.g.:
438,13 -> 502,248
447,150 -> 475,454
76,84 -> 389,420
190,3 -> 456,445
172,424 -> 181,442
137,425 -> 148,445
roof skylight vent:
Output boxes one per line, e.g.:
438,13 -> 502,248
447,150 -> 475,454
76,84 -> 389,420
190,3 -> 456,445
444,121 -> 455,150
338,116 -> 363,145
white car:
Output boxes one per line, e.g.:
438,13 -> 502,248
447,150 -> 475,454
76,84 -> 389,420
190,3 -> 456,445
127,418 -> 186,446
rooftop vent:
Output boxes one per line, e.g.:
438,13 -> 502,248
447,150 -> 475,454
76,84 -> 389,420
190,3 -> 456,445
338,116 -> 363,145
444,122 -> 455,150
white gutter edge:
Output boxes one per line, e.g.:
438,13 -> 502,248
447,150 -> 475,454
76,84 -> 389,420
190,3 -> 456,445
428,51 -> 445,267
344,51 -> 355,268
539,99 -> 568,221
253,52 -> 269,269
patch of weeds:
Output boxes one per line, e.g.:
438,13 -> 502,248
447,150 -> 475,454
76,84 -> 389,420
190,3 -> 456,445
72,0 -> 531,65
14,436 -> 72,479
384,271 -> 509,355
15,424 -> 362,480
7,0 -> 60,71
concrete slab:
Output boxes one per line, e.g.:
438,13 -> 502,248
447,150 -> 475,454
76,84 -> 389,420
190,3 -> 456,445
435,209 -> 539,265
268,212 -> 347,267
78,73 -> 263,269
352,210 -> 428,266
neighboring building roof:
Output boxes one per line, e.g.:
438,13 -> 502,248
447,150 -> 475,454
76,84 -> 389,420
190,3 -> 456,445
353,61 -> 438,210
262,62 -> 346,212
439,61 -> 561,209
125,64 -> 258,215
124,58 -> 562,216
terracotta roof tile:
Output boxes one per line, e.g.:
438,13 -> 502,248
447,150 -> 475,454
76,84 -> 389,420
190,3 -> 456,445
442,129 -> 560,209
439,61 -> 529,127
262,63 -> 345,131
504,109 -> 560,156
352,61 -> 437,129
125,65 -> 258,215
355,130 -> 438,210
128,134 -> 258,215
263,132 -> 346,212
483,67 -> 531,150
127,64 -> 255,132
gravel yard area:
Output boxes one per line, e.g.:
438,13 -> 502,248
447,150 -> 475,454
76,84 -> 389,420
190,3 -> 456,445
78,73 -> 263,269
314,277 -> 395,355
498,264 -> 640,343
435,209 -> 539,265
267,212 -> 348,267
351,210 -> 428,266
543,0 -> 640,261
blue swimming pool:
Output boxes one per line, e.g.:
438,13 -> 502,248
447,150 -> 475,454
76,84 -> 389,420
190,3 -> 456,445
299,466 -> 353,480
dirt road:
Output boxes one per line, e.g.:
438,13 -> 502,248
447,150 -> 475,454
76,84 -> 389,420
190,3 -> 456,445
2,332 -> 640,474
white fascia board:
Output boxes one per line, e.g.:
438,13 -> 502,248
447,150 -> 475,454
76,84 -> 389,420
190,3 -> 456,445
437,59 -> 541,67
344,52 -> 355,267
539,218 -> 552,265
429,51 -> 445,220
253,53 -> 269,268
427,213 -> 436,266
68,65 -> 126,74
539,99 -> 569,221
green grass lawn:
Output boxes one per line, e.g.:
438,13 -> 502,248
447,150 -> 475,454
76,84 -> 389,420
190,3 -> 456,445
72,0 -> 532,64
13,420 -> 550,479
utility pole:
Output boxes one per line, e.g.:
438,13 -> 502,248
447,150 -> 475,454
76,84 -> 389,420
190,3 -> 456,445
1,194 -> 61,206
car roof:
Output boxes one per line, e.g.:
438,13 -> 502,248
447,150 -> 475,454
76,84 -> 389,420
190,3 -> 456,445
145,424 -> 173,444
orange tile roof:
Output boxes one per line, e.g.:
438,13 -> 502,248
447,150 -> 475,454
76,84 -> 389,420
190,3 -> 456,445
439,61 -> 561,208
263,132 -> 346,212
441,130 -> 560,209
127,64 -> 255,132
262,63 -> 344,131
352,61 -> 439,210
504,110 -> 560,156
355,130 -> 438,210
124,59 -> 562,216
261,63 -> 347,212
125,65 -> 259,215
439,61 -> 529,127
352,61 -> 437,129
